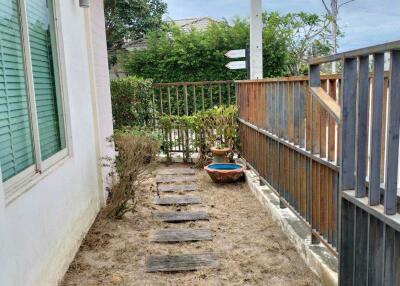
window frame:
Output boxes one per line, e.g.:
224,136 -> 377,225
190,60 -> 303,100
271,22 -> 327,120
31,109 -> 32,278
2,0 -> 71,204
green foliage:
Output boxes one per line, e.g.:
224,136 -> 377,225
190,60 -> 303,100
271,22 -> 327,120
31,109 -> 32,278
123,18 -> 288,82
105,0 -> 167,64
115,126 -> 162,147
110,76 -> 154,128
264,12 -> 333,75
159,106 -> 238,165
122,11 -> 334,80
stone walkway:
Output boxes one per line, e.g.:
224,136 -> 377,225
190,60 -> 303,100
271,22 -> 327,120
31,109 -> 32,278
145,167 -> 218,273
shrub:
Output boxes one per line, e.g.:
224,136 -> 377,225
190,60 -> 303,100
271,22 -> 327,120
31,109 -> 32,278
159,105 -> 238,166
110,76 -> 154,128
103,132 -> 159,219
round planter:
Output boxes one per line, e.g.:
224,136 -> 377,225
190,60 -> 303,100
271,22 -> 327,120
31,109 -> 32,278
204,163 -> 244,183
210,147 -> 231,163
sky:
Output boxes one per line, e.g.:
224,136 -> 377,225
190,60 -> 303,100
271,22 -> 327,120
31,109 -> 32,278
163,0 -> 400,52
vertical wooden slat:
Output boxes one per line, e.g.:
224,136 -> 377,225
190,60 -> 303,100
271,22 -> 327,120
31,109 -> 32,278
340,57 -> 358,191
175,85 -> 180,116
368,216 -> 385,285
159,86 -> 164,115
192,84 -> 197,113
369,53 -> 385,205
384,50 -> 400,215
183,85 -> 189,115
354,207 -> 368,285
339,199 -> 355,285
320,80 -> 328,158
167,86 -> 172,115
218,83 -> 222,106
355,56 -> 369,198
328,79 -> 336,162
201,85 -> 205,110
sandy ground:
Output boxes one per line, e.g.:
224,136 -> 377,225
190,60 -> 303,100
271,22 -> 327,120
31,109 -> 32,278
61,163 -> 320,286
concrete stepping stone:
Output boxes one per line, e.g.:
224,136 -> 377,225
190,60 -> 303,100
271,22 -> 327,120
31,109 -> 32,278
153,211 -> 209,222
150,228 -> 212,243
156,176 -> 197,184
145,253 -> 218,272
157,184 -> 198,192
154,195 -> 201,206
158,168 -> 196,175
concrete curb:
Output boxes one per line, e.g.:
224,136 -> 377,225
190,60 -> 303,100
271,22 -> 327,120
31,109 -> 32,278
244,168 -> 338,286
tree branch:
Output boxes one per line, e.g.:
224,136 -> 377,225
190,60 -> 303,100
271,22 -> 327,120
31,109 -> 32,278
321,0 -> 331,14
338,0 -> 355,9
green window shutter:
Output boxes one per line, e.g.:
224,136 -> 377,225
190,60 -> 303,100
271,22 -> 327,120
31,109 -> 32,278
0,0 -> 35,182
27,0 -> 65,161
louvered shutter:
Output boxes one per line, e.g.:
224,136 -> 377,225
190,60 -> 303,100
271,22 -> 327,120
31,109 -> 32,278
27,0 -> 64,161
0,0 -> 34,182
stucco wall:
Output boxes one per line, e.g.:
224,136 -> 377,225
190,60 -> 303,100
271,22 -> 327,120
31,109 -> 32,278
0,1 -> 112,285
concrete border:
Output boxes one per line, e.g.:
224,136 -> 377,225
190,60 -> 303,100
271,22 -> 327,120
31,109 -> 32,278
243,168 -> 338,286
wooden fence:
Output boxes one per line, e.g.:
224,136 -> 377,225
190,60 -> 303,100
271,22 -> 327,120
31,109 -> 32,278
152,81 -> 235,159
238,40 -> 400,284
237,75 -> 341,254
310,41 -> 400,285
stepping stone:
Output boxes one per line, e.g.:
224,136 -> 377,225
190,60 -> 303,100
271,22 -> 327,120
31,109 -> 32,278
154,195 -> 202,206
157,184 -> 198,192
156,176 -> 197,184
158,168 -> 196,175
145,253 -> 218,272
153,211 -> 209,222
150,228 -> 212,243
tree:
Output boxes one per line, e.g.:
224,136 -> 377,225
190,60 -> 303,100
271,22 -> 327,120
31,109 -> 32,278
104,0 -> 167,64
321,0 -> 354,72
265,12 -> 333,75
123,17 -> 288,82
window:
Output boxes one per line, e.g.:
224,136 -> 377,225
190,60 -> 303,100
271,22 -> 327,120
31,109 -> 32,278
0,0 -> 66,186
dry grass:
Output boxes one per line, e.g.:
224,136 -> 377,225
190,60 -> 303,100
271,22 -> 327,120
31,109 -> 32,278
61,163 -> 321,286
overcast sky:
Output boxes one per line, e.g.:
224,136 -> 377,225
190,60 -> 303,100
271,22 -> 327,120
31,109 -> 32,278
163,0 -> 400,51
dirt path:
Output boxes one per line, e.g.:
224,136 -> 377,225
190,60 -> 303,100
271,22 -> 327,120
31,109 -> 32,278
61,163 -> 320,286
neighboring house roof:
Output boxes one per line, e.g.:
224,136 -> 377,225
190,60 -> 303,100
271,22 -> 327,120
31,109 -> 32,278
123,17 -> 216,51
168,17 -> 215,32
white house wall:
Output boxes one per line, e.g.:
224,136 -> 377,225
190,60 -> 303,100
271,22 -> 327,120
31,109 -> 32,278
0,1 -> 112,285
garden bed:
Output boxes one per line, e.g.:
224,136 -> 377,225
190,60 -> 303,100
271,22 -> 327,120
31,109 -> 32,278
61,163 -> 320,286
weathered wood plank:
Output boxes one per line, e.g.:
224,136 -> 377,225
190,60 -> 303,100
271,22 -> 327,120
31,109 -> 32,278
355,55 -> 369,198
158,168 -> 196,175
153,195 -> 202,206
384,50 -> 400,215
156,176 -> 197,184
150,228 -> 212,243
340,57 -> 358,191
157,184 -> 197,192
153,211 -> 209,222
369,53 -> 385,205
145,253 -> 218,272
310,86 -> 341,123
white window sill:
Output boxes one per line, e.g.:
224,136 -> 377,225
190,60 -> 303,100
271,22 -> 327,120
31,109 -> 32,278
4,150 -> 71,206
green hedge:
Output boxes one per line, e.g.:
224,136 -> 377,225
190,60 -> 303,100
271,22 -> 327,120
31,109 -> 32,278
110,76 -> 154,128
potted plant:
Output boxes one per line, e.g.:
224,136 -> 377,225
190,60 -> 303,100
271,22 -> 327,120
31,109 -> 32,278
210,139 -> 231,163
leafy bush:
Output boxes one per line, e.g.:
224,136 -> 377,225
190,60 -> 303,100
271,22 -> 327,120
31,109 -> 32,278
159,105 -> 238,166
103,133 -> 159,219
123,18 -> 288,82
110,76 -> 154,128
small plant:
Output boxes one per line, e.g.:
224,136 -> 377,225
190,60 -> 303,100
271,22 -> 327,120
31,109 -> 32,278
103,132 -> 159,219
158,105 -> 238,166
